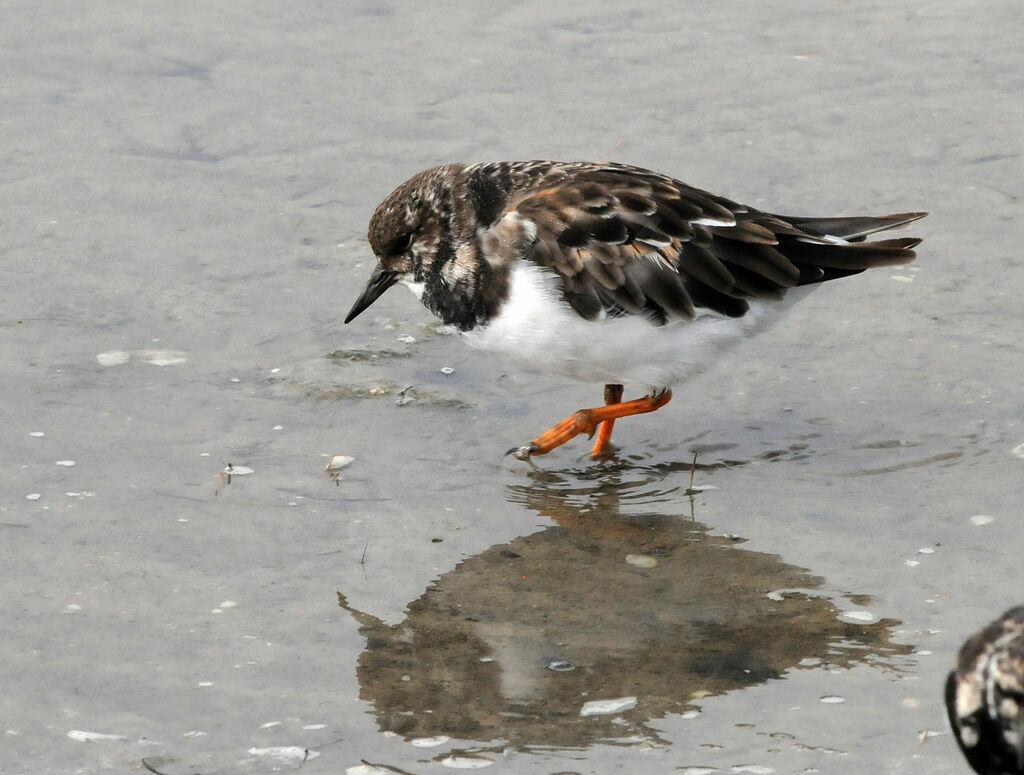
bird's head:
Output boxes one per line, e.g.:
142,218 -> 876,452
345,164 -> 467,324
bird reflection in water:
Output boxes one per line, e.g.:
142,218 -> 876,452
338,463 -> 912,750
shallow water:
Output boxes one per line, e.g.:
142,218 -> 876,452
2,2 -> 1023,773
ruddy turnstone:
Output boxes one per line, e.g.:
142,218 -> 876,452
946,605 -> 1024,774
344,161 -> 926,460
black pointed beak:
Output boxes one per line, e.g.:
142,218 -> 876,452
344,266 -> 400,323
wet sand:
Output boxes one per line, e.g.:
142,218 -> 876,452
2,2 -> 1022,773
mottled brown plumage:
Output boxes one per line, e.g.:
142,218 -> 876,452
947,605 -> 1024,774
351,161 -> 924,331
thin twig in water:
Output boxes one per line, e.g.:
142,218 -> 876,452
360,759 -> 419,775
140,759 -> 169,775
684,451 -> 703,496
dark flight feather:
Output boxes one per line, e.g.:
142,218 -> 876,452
476,161 -> 926,325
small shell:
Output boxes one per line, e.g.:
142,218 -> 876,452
580,696 -> 637,716
325,455 -> 355,472
96,351 -> 130,367
838,610 -> 879,625
625,554 -> 658,568
67,730 -> 127,742
440,756 -> 493,769
139,349 -> 188,366
410,736 -> 450,747
247,747 -> 319,761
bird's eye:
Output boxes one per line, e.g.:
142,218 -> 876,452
389,232 -> 414,255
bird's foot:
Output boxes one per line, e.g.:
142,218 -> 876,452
506,442 -> 540,460
507,391 -> 672,462
507,409 -> 599,460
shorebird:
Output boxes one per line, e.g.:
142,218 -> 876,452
345,161 -> 925,460
946,605 -> 1024,774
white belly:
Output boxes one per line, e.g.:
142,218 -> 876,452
461,263 -> 815,391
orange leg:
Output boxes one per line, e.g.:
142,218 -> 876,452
589,383 -> 624,457
508,389 -> 672,460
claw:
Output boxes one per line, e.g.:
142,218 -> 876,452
507,443 -> 539,460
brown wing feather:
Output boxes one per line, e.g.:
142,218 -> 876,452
500,162 -> 925,324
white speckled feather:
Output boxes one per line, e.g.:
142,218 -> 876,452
461,263 -> 815,391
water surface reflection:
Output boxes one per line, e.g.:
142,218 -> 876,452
339,467 -> 912,750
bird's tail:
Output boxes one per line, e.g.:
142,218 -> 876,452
769,211 -> 927,281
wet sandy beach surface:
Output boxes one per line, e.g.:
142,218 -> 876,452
2,2 -> 1023,773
